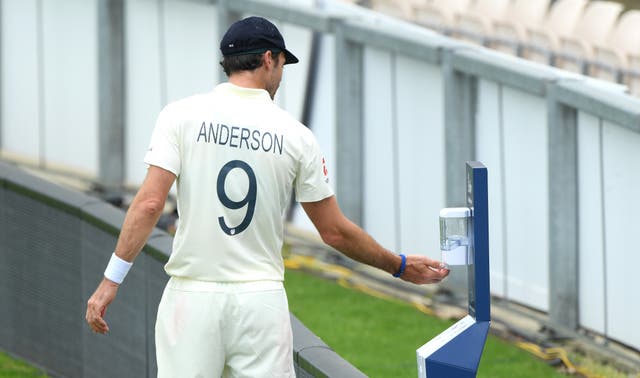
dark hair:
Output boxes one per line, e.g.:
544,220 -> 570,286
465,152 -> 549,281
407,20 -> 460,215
219,50 -> 280,77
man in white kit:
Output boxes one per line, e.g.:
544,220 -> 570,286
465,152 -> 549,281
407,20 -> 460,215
86,16 -> 450,377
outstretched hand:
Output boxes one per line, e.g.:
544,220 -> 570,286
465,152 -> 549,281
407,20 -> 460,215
400,255 -> 450,284
86,278 -> 119,334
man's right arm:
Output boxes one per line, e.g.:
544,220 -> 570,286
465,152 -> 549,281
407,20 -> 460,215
86,165 -> 176,334
301,196 -> 449,284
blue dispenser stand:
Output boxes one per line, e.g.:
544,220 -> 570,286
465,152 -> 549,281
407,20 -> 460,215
416,162 -> 491,378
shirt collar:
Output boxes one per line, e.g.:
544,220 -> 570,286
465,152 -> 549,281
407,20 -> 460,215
215,82 -> 272,101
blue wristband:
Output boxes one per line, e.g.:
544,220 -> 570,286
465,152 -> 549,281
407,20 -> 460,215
393,254 -> 406,278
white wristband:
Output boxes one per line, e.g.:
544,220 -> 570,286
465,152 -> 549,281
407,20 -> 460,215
104,253 -> 133,284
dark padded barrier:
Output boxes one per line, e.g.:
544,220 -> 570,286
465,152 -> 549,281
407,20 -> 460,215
0,160 -> 365,378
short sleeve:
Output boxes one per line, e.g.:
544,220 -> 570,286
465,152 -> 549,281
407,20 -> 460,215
144,105 -> 181,176
295,134 -> 334,203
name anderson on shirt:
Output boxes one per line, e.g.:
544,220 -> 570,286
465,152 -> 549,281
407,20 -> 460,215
196,122 -> 283,155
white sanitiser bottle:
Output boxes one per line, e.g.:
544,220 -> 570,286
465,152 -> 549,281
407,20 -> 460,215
439,207 -> 471,265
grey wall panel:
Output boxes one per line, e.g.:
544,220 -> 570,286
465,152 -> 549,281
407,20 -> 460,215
163,0 -> 218,104
395,56 -> 445,257
291,34 -> 337,233
475,92 -> 506,298
334,20 -> 364,226
475,79 -> 506,298
1,0 -> 41,162
502,87 -> 549,311
41,0 -> 98,176
125,0 -> 218,188
124,0 -> 164,187
602,122 -> 640,351
475,80 -> 550,311
98,0 -> 126,191
577,112 -> 606,335
442,50 -> 476,209
547,92 -> 579,331
362,46 -> 397,249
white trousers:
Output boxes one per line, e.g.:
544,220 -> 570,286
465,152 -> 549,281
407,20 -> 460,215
155,277 -> 295,378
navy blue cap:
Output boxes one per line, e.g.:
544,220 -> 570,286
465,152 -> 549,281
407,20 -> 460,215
220,16 -> 299,65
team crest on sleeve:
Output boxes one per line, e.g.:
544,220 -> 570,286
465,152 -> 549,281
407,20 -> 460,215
322,157 -> 329,183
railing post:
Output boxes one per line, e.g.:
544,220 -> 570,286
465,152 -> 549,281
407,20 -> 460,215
442,49 -> 476,208
97,0 -> 125,196
547,86 -> 579,331
334,21 -> 364,225
440,49 -> 477,292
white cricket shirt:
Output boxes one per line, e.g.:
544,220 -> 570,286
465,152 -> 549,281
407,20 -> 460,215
144,83 -> 334,282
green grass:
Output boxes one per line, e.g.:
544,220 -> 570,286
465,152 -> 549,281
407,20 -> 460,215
0,270 -> 567,378
0,352 -> 48,378
285,269 -> 566,378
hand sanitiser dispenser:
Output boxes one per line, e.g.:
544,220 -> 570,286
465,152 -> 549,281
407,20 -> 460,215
417,162 -> 490,378
439,207 -> 471,266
